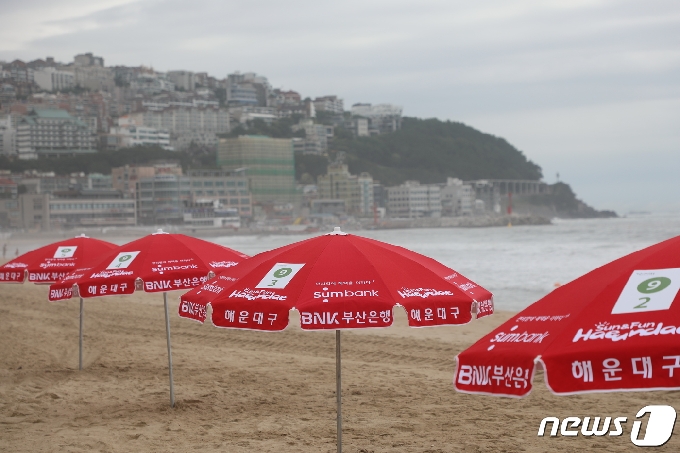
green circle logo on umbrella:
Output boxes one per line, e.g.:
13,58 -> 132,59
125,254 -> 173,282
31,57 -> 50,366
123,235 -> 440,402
637,277 -> 671,294
119,254 -> 133,262
273,267 -> 293,278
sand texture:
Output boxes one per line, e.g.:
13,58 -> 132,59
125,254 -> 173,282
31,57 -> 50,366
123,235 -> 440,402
0,282 -> 678,452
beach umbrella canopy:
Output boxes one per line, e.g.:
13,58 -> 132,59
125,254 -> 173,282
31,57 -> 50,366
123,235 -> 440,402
178,227 -> 493,452
0,234 -> 117,284
179,227 -> 493,328
1,234 -> 118,371
49,229 -> 250,406
454,234 -> 680,398
49,230 -> 249,301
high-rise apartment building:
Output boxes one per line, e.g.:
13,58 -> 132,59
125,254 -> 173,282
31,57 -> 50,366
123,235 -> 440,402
226,72 -> 271,107
33,68 -> 75,91
293,119 -> 330,154
351,103 -> 403,135
72,64 -> 115,92
217,136 -> 296,203
107,124 -> 172,151
74,53 -> 104,67
440,177 -> 474,216
131,106 -> 229,150
16,109 -> 96,159
317,163 -> 374,215
387,181 -> 442,218
313,96 -> 344,115
135,170 -> 251,224
166,70 -> 196,91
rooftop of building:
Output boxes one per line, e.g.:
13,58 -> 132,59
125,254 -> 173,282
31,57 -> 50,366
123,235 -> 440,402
33,109 -> 73,119
36,149 -> 97,155
0,178 -> 17,186
52,188 -> 123,199
20,109 -> 89,128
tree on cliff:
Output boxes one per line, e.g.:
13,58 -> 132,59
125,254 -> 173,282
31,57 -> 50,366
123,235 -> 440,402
331,117 -> 543,186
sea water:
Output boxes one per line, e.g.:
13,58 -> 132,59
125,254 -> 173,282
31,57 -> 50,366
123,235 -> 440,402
214,212 -> 680,311
6,212 -> 678,312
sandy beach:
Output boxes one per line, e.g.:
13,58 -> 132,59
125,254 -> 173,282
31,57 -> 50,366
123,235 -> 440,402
0,281 -> 678,452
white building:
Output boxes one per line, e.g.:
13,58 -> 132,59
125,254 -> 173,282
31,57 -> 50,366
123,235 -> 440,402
167,70 -> 196,91
351,103 -> 403,118
313,96 -> 344,115
351,103 -> 403,134
130,74 -> 175,94
440,178 -> 474,216
16,109 -> 96,160
141,98 -> 220,111
228,106 -> 278,125
387,181 -> 442,218
33,68 -> 75,92
109,124 -> 173,150
293,119 -> 328,154
345,118 -> 369,137
133,107 -> 229,135
130,106 -> 229,150
72,66 -> 115,92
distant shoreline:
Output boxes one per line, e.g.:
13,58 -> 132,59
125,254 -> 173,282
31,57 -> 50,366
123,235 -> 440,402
7,213 -> 656,247
0,214 -> 555,243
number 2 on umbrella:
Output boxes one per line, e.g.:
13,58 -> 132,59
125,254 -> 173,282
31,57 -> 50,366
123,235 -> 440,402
634,297 -> 651,309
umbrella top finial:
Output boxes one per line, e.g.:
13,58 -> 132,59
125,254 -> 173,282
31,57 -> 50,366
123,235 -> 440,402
75,233 -> 89,238
153,229 -> 169,235
327,226 -> 348,236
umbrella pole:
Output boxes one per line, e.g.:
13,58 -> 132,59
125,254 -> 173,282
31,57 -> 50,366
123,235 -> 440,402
336,329 -> 342,453
163,292 -> 175,407
79,297 -> 83,371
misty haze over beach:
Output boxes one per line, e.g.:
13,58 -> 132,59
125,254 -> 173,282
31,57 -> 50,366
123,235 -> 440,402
1,1 -> 679,214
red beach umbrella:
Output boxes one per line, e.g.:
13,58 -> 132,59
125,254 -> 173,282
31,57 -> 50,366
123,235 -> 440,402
178,227 -> 493,452
454,234 -> 680,399
1,234 -> 117,370
49,229 -> 249,406
0,234 -> 116,284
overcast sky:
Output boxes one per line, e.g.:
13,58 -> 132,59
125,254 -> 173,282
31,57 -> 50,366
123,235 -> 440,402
1,0 -> 678,214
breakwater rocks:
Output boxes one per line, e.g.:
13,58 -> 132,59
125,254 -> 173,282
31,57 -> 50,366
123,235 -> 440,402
370,214 -> 552,229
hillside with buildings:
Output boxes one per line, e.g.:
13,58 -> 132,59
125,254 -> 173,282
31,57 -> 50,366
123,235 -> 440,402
0,52 -> 615,232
